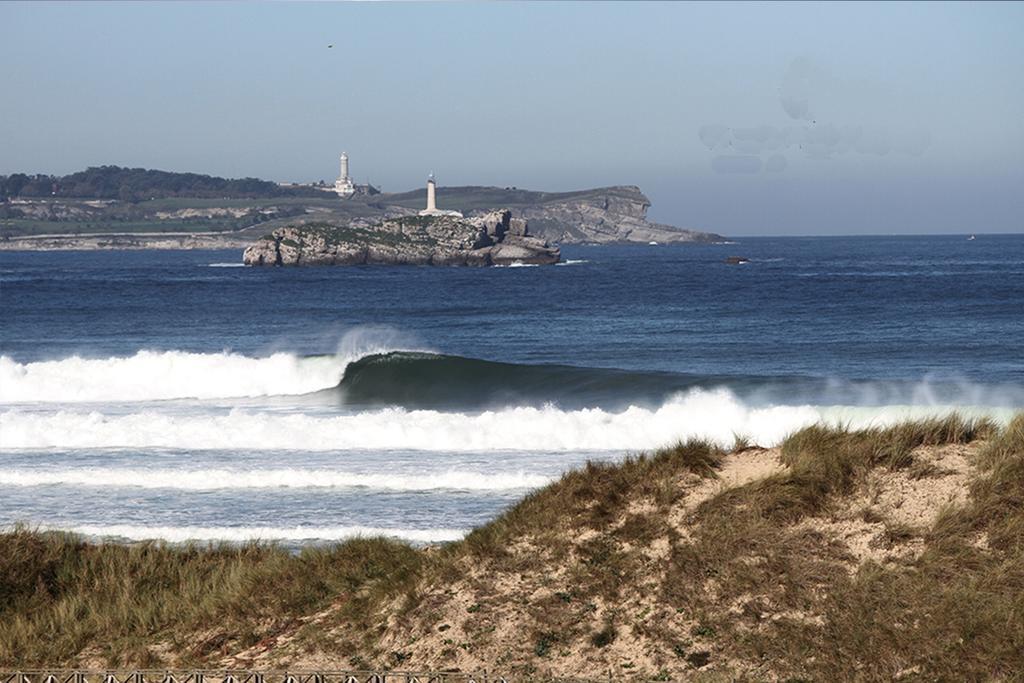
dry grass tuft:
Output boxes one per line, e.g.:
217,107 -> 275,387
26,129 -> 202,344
974,412 -> 1024,470
662,413 -> 1018,680
0,530 -> 420,666
454,438 -> 724,561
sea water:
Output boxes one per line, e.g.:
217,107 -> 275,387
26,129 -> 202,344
1,235 -> 1022,545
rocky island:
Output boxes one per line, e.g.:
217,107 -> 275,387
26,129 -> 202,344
242,209 -> 560,267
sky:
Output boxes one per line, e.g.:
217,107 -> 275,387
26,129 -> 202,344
1,1 -> 1022,235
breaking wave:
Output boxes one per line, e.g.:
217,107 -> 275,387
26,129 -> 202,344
1,388 -> 1010,452
26,523 -> 465,544
0,350 -> 347,403
0,468 -> 551,491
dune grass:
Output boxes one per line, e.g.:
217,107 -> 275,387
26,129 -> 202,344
453,438 -> 725,560
0,532 -> 420,666
1,414 -> 1021,679
802,413 -> 1024,680
661,413 -> 1022,680
715,413 -> 1001,523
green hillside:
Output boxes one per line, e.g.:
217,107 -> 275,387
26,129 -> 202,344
365,185 -> 648,213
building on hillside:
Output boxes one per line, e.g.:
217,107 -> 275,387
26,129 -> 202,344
333,153 -> 380,198
418,174 -> 463,217
334,153 -> 354,197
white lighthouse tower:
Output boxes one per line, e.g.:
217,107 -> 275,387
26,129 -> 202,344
418,173 -> 463,217
425,174 -> 437,212
334,152 -> 355,198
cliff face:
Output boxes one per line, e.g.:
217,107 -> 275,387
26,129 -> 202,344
513,185 -> 721,244
363,185 -> 724,245
243,209 -> 559,267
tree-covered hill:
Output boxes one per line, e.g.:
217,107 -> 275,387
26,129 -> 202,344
0,166 -> 327,201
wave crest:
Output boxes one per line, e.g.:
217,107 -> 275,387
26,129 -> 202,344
0,350 -> 349,403
23,523 -> 465,544
0,468 -> 551,492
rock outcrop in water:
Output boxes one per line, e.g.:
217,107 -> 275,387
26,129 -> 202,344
242,209 -> 560,267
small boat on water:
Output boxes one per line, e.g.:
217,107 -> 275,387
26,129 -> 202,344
968,234 -> 976,241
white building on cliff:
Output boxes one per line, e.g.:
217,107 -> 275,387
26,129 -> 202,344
333,153 -> 379,198
334,153 -> 355,197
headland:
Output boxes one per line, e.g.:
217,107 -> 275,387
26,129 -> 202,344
0,166 -> 725,251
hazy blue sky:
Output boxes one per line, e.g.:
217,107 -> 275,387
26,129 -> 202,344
2,1 -> 1022,235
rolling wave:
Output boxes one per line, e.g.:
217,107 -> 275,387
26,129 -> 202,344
336,351 -> 713,409
0,347 -> 722,409
0,468 -> 551,491
337,352 -> 1024,410
3,347 -> 1021,410
25,523 -> 465,544
1,388 -> 1009,452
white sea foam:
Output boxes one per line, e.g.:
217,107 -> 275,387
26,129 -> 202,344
26,523 -> 465,544
556,259 -> 589,266
207,262 -> 245,268
0,468 -> 552,491
0,330 -> 428,404
1,388 -> 1005,452
0,350 -> 346,403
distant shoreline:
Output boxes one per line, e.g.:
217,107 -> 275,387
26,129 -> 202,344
2,169 -> 725,247
0,233 -> 252,251
0,234 -> 736,252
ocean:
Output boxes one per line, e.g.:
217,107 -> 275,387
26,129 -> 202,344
1,234 -> 1022,546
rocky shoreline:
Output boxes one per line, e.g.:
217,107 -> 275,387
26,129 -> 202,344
0,232 -> 253,251
513,185 -> 720,244
243,209 -> 560,267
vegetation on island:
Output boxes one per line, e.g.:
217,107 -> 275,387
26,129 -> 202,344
265,218 -> 443,249
5,413 -> 1020,679
0,167 -> 340,239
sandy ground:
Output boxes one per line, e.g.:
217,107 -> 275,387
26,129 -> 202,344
177,442 -> 989,679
